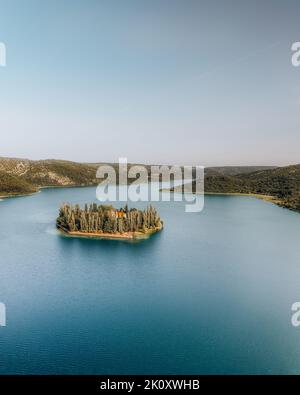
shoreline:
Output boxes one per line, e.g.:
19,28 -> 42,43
0,185 -> 295,213
0,191 -> 40,199
203,192 -> 280,203
168,188 -> 281,204
57,225 -> 163,241
0,183 -> 98,200
0,182 -> 282,204
166,189 -> 296,211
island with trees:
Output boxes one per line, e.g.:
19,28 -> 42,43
56,203 -> 163,240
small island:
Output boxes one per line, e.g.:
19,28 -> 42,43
56,203 -> 163,240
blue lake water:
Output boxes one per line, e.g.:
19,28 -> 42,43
0,187 -> 300,374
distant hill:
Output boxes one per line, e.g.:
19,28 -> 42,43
0,158 -> 98,196
208,166 -> 277,176
0,170 -> 38,196
0,158 -> 99,188
238,165 -> 300,211
203,169 -> 253,194
0,157 -> 299,212
172,165 -> 300,212
0,157 -> 152,196
238,165 -> 300,195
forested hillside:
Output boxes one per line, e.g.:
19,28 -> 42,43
0,157 -> 151,196
180,165 -> 300,212
1,157 -> 299,213
0,170 -> 38,196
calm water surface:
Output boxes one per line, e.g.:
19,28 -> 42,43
0,187 -> 300,374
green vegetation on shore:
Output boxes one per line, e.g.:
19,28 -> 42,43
0,157 -> 152,196
0,170 -> 38,196
56,203 -> 163,239
172,165 -> 300,212
0,157 -> 299,213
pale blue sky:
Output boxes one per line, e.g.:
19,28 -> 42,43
0,0 -> 299,166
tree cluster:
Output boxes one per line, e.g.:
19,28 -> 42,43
56,203 -> 163,234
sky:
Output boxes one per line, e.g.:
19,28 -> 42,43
0,0 -> 299,166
